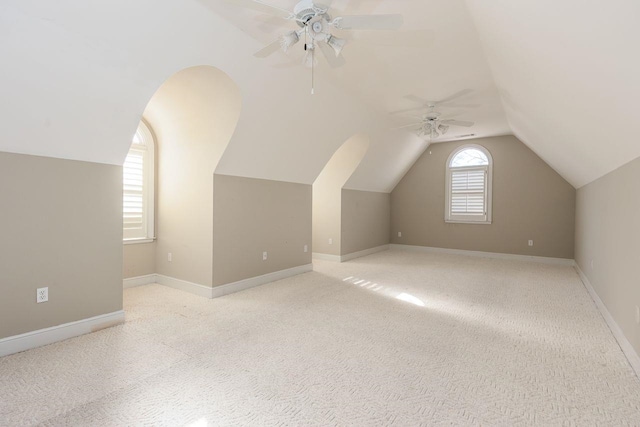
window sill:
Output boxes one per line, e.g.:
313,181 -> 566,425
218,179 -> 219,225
123,237 -> 156,245
445,220 -> 492,225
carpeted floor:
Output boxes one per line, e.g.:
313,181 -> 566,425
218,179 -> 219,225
1,249 -> 640,426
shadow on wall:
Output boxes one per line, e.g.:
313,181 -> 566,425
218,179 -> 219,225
123,65 -> 242,286
313,133 -> 370,256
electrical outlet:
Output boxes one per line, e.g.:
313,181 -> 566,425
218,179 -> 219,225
36,287 -> 48,303
591,259 -> 594,270
398,232 -> 402,238
263,251 -> 268,261
168,252 -> 172,262
304,245 -> 308,253
528,240 -> 534,247
328,238 -> 333,245
636,306 -> 639,324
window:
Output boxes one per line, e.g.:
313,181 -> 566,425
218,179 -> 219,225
123,120 -> 155,242
445,145 -> 492,224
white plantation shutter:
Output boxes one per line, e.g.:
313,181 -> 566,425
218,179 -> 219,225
123,147 -> 146,238
446,146 -> 492,223
450,169 -> 486,217
123,122 -> 155,241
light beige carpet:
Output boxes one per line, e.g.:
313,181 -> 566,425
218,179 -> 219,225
1,249 -> 640,426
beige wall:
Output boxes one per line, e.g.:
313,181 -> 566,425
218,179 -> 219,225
313,134 -> 369,256
144,66 -> 241,287
0,152 -> 122,339
312,185 -> 341,256
123,243 -> 156,279
213,174 -> 311,286
391,135 -> 575,259
341,190 -> 390,255
575,156 -> 640,356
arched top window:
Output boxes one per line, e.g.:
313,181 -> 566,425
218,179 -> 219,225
450,147 -> 489,168
123,120 -> 155,243
445,145 -> 493,224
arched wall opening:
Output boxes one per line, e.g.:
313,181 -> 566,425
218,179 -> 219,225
123,65 -> 242,288
312,133 -> 370,257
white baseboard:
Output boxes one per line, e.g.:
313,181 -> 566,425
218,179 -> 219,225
312,252 -> 341,262
155,264 -> 314,299
340,245 -> 390,262
390,244 -> 575,266
155,274 -> 215,299
123,274 -> 156,289
211,264 -> 313,298
575,266 -> 640,379
0,310 -> 125,358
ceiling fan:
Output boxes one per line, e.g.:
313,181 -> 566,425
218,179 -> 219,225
224,0 -> 404,71
394,105 -> 475,140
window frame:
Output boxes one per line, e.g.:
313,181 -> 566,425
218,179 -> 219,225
444,144 -> 493,225
123,119 -> 156,244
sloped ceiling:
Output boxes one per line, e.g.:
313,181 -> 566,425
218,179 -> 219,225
1,0 -> 637,191
467,0 -> 640,188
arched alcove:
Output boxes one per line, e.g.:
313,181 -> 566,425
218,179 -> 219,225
123,65 -> 242,288
312,133 -> 370,257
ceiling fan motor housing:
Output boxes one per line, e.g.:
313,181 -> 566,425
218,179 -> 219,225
294,1 -> 330,25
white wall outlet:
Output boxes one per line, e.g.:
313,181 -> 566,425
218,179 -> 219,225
328,238 -> 333,245
636,306 -> 640,324
591,259 -> 594,270
528,240 -> 534,247
263,251 -> 268,261
303,245 -> 308,253
36,287 -> 48,303
168,252 -> 172,262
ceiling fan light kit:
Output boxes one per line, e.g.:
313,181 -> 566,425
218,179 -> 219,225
280,30 -> 300,52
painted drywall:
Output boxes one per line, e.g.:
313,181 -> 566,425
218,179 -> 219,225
467,0 -> 640,187
341,190 -> 391,256
213,174 -> 311,287
144,66 -> 241,287
0,152 -> 122,339
313,135 -> 369,256
391,135 -> 575,259
575,156 -> 640,355
123,243 -> 156,279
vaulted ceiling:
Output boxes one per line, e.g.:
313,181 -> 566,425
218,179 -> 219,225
1,0 -> 638,190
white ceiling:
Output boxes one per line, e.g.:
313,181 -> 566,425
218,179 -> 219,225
467,0 -> 640,188
1,0 -> 638,190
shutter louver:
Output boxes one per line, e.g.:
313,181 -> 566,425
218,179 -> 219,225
450,169 -> 486,219
123,148 -> 146,236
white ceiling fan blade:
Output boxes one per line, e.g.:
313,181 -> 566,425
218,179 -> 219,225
441,119 -> 474,127
253,38 -> 282,58
332,14 -> 403,30
318,41 -> 346,68
349,29 -> 435,48
393,122 -> 423,130
223,0 -> 292,19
